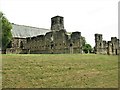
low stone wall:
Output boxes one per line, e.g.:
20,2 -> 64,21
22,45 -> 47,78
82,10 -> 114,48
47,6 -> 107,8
6,48 -> 28,54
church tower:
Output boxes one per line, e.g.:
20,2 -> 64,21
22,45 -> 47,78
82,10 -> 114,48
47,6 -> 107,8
51,16 -> 64,31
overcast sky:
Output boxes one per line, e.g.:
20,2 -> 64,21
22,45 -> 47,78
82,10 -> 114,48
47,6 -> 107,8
0,0 -> 119,47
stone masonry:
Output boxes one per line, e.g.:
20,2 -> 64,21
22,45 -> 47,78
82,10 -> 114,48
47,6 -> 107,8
6,16 -> 119,55
6,16 -> 85,54
94,34 -> 119,55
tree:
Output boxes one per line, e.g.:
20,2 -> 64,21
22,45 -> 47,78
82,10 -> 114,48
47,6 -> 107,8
83,44 -> 92,53
81,36 -> 86,46
0,12 -> 12,51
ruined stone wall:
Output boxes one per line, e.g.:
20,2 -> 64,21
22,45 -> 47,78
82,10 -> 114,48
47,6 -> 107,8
51,30 -> 69,54
94,34 -> 120,55
25,35 -> 46,54
7,16 -> 85,54
11,38 -> 26,49
6,48 -> 28,54
6,37 -> 28,54
102,40 -> 107,54
107,41 -> 112,55
94,34 -> 103,54
111,37 -> 119,55
70,32 -> 82,53
24,30 -> 83,54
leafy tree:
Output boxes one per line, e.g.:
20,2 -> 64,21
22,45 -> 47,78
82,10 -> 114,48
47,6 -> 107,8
0,12 -> 12,51
83,44 -> 92,53
81,36 -> 86,46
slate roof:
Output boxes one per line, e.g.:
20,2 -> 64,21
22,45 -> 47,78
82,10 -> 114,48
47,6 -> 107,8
11,23 -> 50,38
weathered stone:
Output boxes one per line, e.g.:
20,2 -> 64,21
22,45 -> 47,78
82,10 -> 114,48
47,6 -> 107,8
94,34 -> 103,54
94,34 -> 120,55
7,16 -> 85,54
6,16 -> 119,55
51,16 -> 64,31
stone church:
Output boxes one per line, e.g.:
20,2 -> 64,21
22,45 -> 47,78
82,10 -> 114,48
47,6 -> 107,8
6,16 -> 86,54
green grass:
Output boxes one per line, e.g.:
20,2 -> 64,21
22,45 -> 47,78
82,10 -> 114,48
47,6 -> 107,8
2,54 -> 118,88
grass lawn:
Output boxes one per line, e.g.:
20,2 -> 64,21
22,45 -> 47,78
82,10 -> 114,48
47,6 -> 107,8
2,54 -> 118,88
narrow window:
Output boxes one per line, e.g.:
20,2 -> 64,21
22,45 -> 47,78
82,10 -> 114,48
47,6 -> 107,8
20,41 -> 23,48
51,44 -> 54,49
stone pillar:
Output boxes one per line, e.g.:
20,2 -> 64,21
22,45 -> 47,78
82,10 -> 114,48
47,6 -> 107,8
111,37 -> 117,55
103,40 -> 107,54
107,41 -> 112,55
117,39 -> 120,55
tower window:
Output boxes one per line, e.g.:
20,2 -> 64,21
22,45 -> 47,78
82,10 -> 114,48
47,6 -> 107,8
70,43 -> 73,47
60,19 -> 62,24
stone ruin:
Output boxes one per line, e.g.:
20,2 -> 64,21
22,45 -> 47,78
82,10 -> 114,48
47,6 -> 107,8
6,16 -> 85,54
94,34 -> 120,55
5,16 -> 119,55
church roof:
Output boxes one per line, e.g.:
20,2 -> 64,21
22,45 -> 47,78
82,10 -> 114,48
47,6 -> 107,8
11,23 -> 50,38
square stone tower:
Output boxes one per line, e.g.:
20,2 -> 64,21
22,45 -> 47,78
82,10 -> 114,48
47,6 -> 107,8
94,34 -> 103,54
51,16 -> 64,31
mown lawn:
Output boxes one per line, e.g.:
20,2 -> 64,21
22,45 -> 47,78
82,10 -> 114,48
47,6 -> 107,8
2,54 -> 118,88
